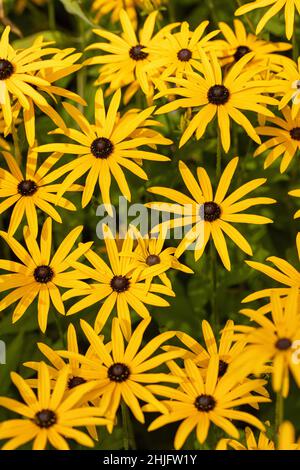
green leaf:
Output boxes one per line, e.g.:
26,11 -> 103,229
0,332 -> 24,394
58,0 -> 94,25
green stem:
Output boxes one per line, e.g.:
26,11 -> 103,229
293,28 -> 299,62
216,125 -> 222,180
76,19 -> 86,113
12,122 -> 21,165
121,402 -> 136,450
275,391 -> 284,443
210,241 -> 219,332
48,0 -> 56,31
167,0 -> 176,23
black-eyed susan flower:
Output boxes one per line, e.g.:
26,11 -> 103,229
235,0 -> 299,40
243,233 -> 300,312
155,50 -> 278,151
121,226 -> 193,289
145,357 -> 270,449
147,158 -> 275,270
0,148 -> 81,237
216,424 -> 275,449
35,88 -> 171,209
63,225 -> 175,339
0,217 -> 92,332
234,289 -> 300,397
276,58 -> 300,120
145,21 -> 220,85
216,19 -> 291,68
289,188 -> 300,218
58,318 -> 183,428
15,44 -> 85,146
0,27 -> 68,133
0,363 -> 109,450
254,106 -> 300,172
84,9 -> 177,97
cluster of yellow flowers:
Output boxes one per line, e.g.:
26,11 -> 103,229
0,0 -> 300,451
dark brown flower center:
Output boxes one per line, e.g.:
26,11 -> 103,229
0,59 -> 14,80
275,337 -> 292,350
204,201 -> 221,222
218,360 -> 228,377
234,45 -> 251,62
68,376 -> 86,389
110,275 -> 130,293
90,137 -> 114,159
177,48 -> 192,62
207,85 -> 230,105
146,254 -> 160,266
34,409 -> 57,428
290,127 -> 300,141
129,44 -> 148,61
34,265 -> 54,283
194,394 -> 216,412
108,362 -> 130,382
17,179 -> 38,196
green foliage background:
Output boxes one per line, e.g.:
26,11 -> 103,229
0,0 -> 299,450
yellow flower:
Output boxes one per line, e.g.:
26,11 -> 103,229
278,421 -> 300,449
14,44 -> 85,146
234,289 -> 300,397
63,225 -> 175,339
276,57 -> 300,120
254,106 -> 300,172
243,233 -> 300,313
145,21 -> 220,84
155,50 -> 278,151
216,19 -> 291,68
0,217 -> 92,332
84,9 -> 177,97
121,225 -> 193,289
145,357 -> 270,449
235,0 -> 299,40
58,318 -> 183,429
92,0 -> 164,28
289,188 -> 300,218
147,157 -> 275,270
0,148 -> 81,237
0,363 -> 109,450
0,27 -> 70,138
216,424 -> 275,449
35,88 -> 171,209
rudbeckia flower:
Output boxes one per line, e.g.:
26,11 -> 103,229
147,157 -> 276,270
58,318 -> 183,428
121,225 -> 193,289
145,21 -> 220,84
276,57 -> 300,120
0,217 -> 92,332
254,106 -> 300,172
84,9 -> 178,97
289,187 -> 300,218
35,88 -> 171,210
0,27 -> 69,132
234,289 -> 300,397
145,357 -> 270,449
0,148 -> 82,237
0,363 -> 110,450
14,43 -> 85,146
155,50 -> 278,151
217,424 -> 275,449
63,225 -> 175,339
215,19 -> 291,68
235,0 -> 299,40
243,233 -> 300,313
